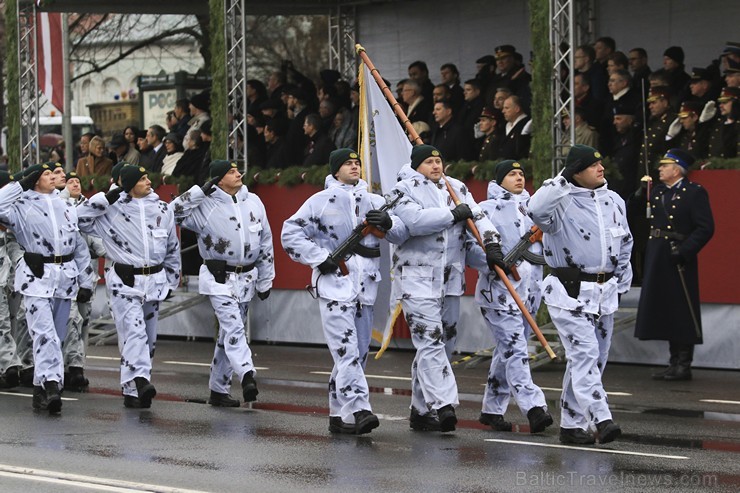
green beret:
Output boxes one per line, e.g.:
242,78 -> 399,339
111,162 -> 128,183
565,145 -> 602,175
66,170 -> 80,181
209,160 -> 238,182
410,145 -> 442,169
120,165 -> 148,193
46,161 -> 64,170
494,160 -> 524,184
22,163 -> 52,188
329,148 -> 359,177
0,171 -> 12,188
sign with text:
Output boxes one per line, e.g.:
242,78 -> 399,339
142,89 -> 177,130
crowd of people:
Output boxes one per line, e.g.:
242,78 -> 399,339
0,35 -> 726,446
241,39 -> 739,199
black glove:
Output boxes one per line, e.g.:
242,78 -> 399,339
365,210 -> 393,230
201,177 -> 220,196
317,257 -> 339,275
19,169 -> 43,191
257,289 -> 271,301
561,165 -> 577,183
669,244 -> 685,266
485,243 -> 507,272
105,187 -> 123,205
76,287 -> 93,304
450,203 -> 473,223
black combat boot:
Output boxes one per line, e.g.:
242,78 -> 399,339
437,405 -> 457,432
353,410 -> 379,435
328,416 -> 355,434
208,390 -> 240,407
134,377 -> 157,408
66,366 -> 90,392
20,367 -> 34,388
596,419 -> 622,443
44,381 -> 62,414
0,366 -> 20,388
664,345 -> 693,381
652,342 -> 680,380
479,413 -> 513,432
241,371 -> 258,402
559,427 -> 595,445
409,407 -> 440,431
123,395 -> 143,408
527,406 -> 554,434
32,386 -> 48,410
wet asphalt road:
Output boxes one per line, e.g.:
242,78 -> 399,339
0,340 -> 739,493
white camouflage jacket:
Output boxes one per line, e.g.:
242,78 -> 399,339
281,177 -> 407,303
528,176 -> 633,315
467,181 -> 543,312
389,164 -> 500,301
0,183 -> 94,298
77,190 -> 180,300
170,184 -> 275,301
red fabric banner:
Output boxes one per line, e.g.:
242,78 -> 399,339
36,12 -> 65,113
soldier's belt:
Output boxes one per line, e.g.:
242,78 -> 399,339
25,252 -> 75,264
552,268 -> 614,284
352,244 -> 381,258
115,263 -> 164,275
224,261 -> 257,273
649,228 -> 686,241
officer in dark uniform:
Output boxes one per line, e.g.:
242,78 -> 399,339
641,86 -> 676,180
634,149 -> 714,381
666,101 -> 710,158
707,86 -> 739,158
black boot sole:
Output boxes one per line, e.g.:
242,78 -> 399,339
138,384 -> 156,408
242,386 -> 259,403
598,425 -> 622,444
46,395 -> 62,414
529,413 -> 554,434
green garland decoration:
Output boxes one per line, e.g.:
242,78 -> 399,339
528,0 -> 554,188
5,0 -> 21,172
209,0 -> 226,161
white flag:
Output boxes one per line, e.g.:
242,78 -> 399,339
358,63 -> 413,194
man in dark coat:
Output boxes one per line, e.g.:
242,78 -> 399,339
634,149 -> 714,381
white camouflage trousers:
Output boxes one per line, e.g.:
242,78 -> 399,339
25,296 -> 70,387
442,296 -> 460,359
356,304 -> 373,369
321,297 -> 372,424
208,295 -> 255,394
9,290 -> 32,370
549,306 -> 614,431
0,288 -> 19,373
402,297 -> 459,414
62,300 -> 92,368
480,306 -> 547,417
110,290 -> 160,397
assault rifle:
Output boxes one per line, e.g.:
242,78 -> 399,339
501,225 -> 544,281
329,192 -> 403,275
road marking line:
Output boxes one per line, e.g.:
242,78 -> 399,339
310,371 -> 411,381
484,438 -> 688,460
88,356 -> 120,361
538,386 -> 632,396
701,399 -> 740,405
162,361 -> 268,370
0,464 -> 211,493
0,392 -> 77,401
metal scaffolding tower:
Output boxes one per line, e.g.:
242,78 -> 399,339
18,1 -> 40,167
224,0 -> 248,167
328,5 -> 357,82
549,0 -> 593,175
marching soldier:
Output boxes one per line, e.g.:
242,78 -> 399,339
282,148 -> 407,435
78,166 -> 181,409
529,145 -> 633,445
634,149 -> 714,381
467,160 -> 553,434
170,161 -> 275,407
0,172 -> 20,389
0,164 -> 94,414
390,145 -> 502,433
60,171 -> 105,391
